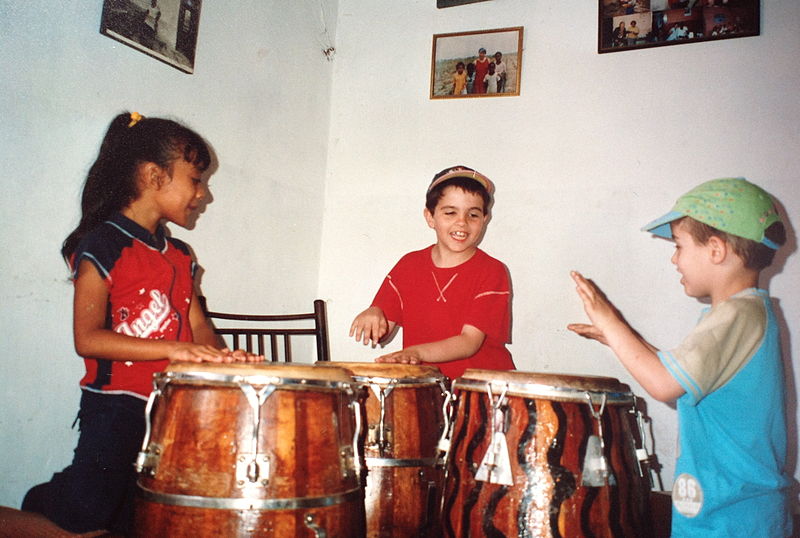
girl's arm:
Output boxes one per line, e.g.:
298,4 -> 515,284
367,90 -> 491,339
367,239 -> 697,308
72,260 -> 229,363
568,271 -> 683,402
375,324 -> 485,365
188,292 -> 225,348
187,292 -> 263,362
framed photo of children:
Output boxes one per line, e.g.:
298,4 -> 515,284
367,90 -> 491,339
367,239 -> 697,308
598,0 -> 759,54
430,27 -> 524,99
100,0 -> 202,74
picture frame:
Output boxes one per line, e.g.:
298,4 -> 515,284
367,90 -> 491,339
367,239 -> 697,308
430,27 -> 524,99
100,0 -> 202,74
598,0 -> 759,54
437,0 -> 492,8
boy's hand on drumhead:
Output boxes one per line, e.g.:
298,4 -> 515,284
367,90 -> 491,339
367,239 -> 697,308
375,347 -> 422,365
350,306 -> 389,347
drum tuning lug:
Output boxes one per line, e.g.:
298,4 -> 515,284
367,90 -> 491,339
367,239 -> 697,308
135,443 -> 162,476
304,513 -> 328,538
235,453 -> 269,487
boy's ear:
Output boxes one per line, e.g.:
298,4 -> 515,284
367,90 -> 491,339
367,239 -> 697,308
707,235 -> 728,264
423,207 -> 435,228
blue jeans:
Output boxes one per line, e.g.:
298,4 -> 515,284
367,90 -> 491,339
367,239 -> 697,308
22,390 -> 146,535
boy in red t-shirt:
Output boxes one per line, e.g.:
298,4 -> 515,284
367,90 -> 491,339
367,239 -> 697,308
349,166 -> 515,380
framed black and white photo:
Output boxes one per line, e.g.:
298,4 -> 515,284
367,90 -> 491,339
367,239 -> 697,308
100,0 -> 202,73
430,27 -> 523,99
598,0 -> 759,53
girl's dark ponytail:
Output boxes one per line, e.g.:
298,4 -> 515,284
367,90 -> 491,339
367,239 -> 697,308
61,112 -> 211,265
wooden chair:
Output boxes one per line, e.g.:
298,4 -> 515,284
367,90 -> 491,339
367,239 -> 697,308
200,298 -> 330,363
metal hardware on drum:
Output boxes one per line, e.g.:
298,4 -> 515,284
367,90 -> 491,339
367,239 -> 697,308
435,389 -> 456,465
305,513 -> 328,538
474,383 -> 513,485
136,483 -> 363,511
581,391 -> 617,487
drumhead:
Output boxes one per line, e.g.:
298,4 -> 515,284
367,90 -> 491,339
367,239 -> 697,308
455,369 -> 633,404
162,361 -> 356,386
319,361 -> 446,385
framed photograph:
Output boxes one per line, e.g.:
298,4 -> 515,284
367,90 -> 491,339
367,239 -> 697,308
598,0 -> 759,53
100,0 -> 202,73
430,27 -> 523,99
437,0 -> 492,7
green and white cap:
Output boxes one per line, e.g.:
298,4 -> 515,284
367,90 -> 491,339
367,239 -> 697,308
642,178 -> 781,249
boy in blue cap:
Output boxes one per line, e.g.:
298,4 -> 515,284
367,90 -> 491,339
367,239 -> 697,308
568,178 -> 792,536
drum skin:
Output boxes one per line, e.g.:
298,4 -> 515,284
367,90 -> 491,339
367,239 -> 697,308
133,363 -> 365,537
441,369 -> 650,538
326,362 -> 448,538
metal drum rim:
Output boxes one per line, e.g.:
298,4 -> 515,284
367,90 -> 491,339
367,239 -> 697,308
453,377 -> 635,404
136,484 -> 363,510
157,370 -> 361,391
351,375 -> 446,386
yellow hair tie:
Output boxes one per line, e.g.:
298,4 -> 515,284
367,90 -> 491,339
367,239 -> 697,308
128,111 -> 143,128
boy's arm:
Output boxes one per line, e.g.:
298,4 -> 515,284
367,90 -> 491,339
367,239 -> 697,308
375,324 -> 485,365
568,271 -> 684,402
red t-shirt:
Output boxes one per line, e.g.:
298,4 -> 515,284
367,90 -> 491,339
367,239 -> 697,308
372,246 -> 514,379
71,213 -> 196,399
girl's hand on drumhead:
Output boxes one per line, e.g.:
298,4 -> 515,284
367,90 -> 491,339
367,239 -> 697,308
221,348 -> 265,363
169,343 -> 228,363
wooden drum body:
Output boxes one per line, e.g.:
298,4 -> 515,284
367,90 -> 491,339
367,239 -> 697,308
133,362 -> 365,537
440,369 -> 650,538
328,362 -> 449,538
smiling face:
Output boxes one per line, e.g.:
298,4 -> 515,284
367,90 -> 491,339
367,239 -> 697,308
155,157 -> 207,228
424,186 -> 487,267
670,219 -> 715,299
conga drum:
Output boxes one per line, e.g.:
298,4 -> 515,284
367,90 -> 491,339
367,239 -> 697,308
440,369 -> 650,538
133,362 -> 365,537
322,362 -> 449,538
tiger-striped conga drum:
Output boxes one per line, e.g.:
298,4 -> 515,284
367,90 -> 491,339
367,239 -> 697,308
133,362 -> 366,537
440,369 -> 650,538
322,362 -> 449,538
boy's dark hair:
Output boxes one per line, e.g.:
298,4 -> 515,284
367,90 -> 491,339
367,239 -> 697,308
456,61 -> 465,69
426,177 -> 492,214
62,112 -> 211,261
678,217 -> 786,270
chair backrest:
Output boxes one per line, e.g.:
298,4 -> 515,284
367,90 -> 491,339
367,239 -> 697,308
200,298 -> 330,362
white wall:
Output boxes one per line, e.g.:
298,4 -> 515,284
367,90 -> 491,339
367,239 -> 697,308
1,0 -> 798,512
319,0 -> 800,498
0,0 -> 336,506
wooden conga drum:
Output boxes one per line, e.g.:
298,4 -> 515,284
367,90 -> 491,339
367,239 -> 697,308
322,362 -> 449,538
133,362 -> 365,537
440,369 -> 650,538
